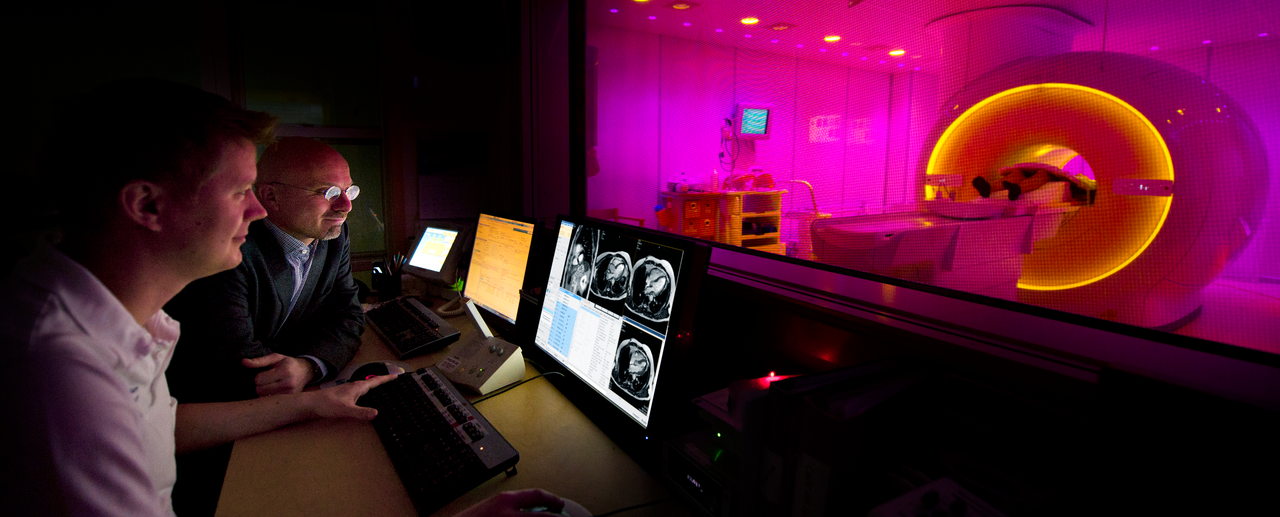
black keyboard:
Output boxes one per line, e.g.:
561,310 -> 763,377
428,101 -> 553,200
366,297 -> 462,358
359,366 -> 520,515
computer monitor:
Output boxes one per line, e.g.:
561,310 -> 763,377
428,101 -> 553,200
735,103 -> 771,140
527,215 -> 711,456
463,213 -> 538,326
404,221 -> 471,285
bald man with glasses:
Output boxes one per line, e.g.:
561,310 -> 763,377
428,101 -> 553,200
163,137 -> 367,512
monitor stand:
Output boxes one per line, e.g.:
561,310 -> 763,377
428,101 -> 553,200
437,299 -> 526,395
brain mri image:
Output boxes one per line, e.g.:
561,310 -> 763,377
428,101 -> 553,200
610,338 -> 653,402
561,227 -> 595,298
591,251 -> 632,300
625,257 -> 675,322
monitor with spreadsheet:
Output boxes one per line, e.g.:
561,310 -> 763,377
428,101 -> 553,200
463,213 -> 538,325
529,215 -> 711,433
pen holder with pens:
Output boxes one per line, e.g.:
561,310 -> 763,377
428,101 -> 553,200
372,260 -> 402,301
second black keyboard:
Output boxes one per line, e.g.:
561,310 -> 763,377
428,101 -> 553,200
366,297 -> 462,358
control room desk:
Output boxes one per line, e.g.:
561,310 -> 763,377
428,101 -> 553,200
215,304 -> 692,517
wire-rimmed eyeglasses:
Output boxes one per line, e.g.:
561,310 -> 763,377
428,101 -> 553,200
267,182 -> 360,201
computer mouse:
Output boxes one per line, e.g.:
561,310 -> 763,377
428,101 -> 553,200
520,498 -> 589,516
348,361 -> 405,383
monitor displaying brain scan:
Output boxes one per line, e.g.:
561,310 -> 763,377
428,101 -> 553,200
533,217 -> 693,427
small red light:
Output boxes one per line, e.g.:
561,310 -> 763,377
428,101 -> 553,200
769,371 -> 775,377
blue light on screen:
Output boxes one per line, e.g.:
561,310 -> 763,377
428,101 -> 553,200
741,108 -> 769,135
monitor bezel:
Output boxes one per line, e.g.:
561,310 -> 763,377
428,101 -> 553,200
403,220 -> 472,286
523,214 -> 712,466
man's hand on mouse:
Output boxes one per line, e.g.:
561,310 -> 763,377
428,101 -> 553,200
453,489 -> 568,517
305,374 -> 398,421
242,353 -> 314,396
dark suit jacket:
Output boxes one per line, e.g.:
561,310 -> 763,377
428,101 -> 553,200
165,220 -> 364,403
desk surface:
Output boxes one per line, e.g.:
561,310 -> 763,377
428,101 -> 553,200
215,302 -> 694,517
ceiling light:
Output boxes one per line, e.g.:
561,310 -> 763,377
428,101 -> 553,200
683,22 -> 691,26
649,15 -> 657,20
741,17 -> 759,25
824,35 -> 841,42
769,22 -> 793,30
1202,40 -> 1211,44
889,49 -> 905,56
667,1 -> 699,9
609,8 -> 618,13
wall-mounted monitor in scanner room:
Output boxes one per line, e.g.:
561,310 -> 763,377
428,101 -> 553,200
526,215 -> 712,463
735,103 -> 772,140
404,220 -> 472,286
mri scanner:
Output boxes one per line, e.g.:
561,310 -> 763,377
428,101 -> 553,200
813,51 -> 1269,330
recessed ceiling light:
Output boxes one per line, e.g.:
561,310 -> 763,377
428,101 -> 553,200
741,17 -> 759,25
880,60 -> 886,63
649,15 -> 657,20
1260,33 -> 1270,37
1150,46 -> 1159,51
667,1 -> 699,9
683,22 -> 691,26
715,28 -> 723,32
824,35 -> 841,42
842,52 -> 848,56
745,34 -> 752,38
609,8 -> 618,13
889,49 -> 905,56
1202,40 -> 1211,44
796,43 -> 804,48
820,48 -> 827,52
770,39 -> 778,43
769,22 -> 793,30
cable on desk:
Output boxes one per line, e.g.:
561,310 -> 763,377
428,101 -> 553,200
470,371 -> 564,404
591,497 -> 679,517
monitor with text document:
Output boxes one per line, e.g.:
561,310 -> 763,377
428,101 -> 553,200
529,215 -> 711,441
463,213 -> 538,325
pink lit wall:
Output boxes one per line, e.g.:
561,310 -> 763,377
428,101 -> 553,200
588,24 -> 940,234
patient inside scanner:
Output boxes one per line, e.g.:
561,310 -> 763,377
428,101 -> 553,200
811,159 -> 1096,302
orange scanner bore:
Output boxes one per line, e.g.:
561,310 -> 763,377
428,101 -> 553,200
926,83 -> 1173,291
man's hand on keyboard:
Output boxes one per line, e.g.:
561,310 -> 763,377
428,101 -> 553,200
305,374 -> 398,421
243,353 -> 314,396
